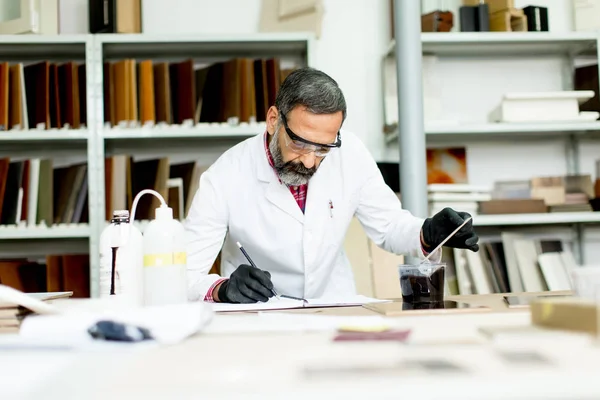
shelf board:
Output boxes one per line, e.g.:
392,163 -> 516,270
0,34 -> 88,61
0,224 -> 91,240
103,123 -> 263,159
0,129 -> 89,142
0,129 -> 89,157
102,123 -> 265,140
384,122 -> 600,144
387,32 -> 598,57
98,33 -> 313,60
473,212 -> 600,227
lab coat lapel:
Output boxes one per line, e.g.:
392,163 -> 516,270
264,180 -> 305,224
304,157 -> 333,230
255,133 -> 305,225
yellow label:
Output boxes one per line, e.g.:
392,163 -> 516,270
338,325 -> 391,333
144,252 -> 187,267
540,303 -> 553,320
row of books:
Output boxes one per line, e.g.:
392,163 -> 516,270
0,255 -> 89,297
103,58 -> 294,128
444,234 -> 576,296
0,158 -> 88,227
0,61 -> 86,131
105,155 -> 208,222
0,255 -> 89,333
0,155 -> 212,227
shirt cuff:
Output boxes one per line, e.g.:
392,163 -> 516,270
204,278 -> 227,302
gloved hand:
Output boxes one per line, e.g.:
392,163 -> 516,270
421,207 -> 479,252
217,264 -> 275,304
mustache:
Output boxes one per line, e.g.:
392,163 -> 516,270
278,160 -> 316,178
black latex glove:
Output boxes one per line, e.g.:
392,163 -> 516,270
217,264 -> 275,304
421,207 -> 479,252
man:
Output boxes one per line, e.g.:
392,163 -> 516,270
185,67 -> 478,304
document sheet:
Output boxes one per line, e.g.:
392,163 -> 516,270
209,295 -> 390,312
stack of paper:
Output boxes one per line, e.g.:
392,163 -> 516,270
427,184 -> 491,217
0,285 -> 70,334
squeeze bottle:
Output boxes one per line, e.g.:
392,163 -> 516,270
98,210 -> 144,306
142,204 -> 188,306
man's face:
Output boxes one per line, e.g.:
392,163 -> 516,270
267,106 -> 343,186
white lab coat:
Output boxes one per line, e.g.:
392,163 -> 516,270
184,130 -> 441,301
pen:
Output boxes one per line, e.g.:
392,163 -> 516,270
236,241 -> 280,299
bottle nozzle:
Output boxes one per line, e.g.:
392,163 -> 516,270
155,204 -> 173,221
130,189 -> 168,223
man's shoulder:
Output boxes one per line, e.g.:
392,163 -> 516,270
208,133 -> 261,173
338,129 -> 372,158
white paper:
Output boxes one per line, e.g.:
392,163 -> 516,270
0,285 -> 65,314
19,302 -> 214,346
209,295 -> 390,312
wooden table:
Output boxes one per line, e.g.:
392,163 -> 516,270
7,290 -> 600,400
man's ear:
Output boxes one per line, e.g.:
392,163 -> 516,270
266,106 -> 279,135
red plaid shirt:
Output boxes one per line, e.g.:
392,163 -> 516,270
204,132 -> 309,301
263,131 -> 308,213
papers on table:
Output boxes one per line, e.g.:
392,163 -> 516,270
209,295 -> 390,312
204,313 -> 392,334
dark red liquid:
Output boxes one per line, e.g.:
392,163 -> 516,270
400,266 -> 445,303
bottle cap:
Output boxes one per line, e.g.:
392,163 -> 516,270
155,205 -> 173,221
111,210 -> 130,224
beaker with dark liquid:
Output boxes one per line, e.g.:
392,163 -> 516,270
399,263 -> 446,303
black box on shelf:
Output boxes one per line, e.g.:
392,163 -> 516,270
523,6 -> 549,32
459,5 -> 490,32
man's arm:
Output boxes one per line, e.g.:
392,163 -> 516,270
353,149 -> 441,262
185,168 -> 229,301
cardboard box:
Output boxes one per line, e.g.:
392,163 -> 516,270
489,8 -> 527,32
531,297 -> 600,335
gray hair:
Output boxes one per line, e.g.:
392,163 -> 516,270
274,67 -> 347,122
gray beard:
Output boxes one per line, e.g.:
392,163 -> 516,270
269,129 -> 316,186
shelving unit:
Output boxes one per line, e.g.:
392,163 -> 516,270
0,35 -> 92,260
385,27 -> 600,265
0,32 -> 315,298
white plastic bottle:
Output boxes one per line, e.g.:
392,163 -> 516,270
98,210 -> 144,306
142,204 -> 188,306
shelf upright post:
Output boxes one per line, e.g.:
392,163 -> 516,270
87,35 -> 105,298
393,0 -> 428,220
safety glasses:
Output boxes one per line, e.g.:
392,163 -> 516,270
280,113 -> 341,157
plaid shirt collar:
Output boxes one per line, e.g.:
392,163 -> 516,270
264,131 -> 308,213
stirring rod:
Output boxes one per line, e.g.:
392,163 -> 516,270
421,216 -> 473,263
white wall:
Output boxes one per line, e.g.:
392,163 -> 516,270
58,0 -> 600,264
